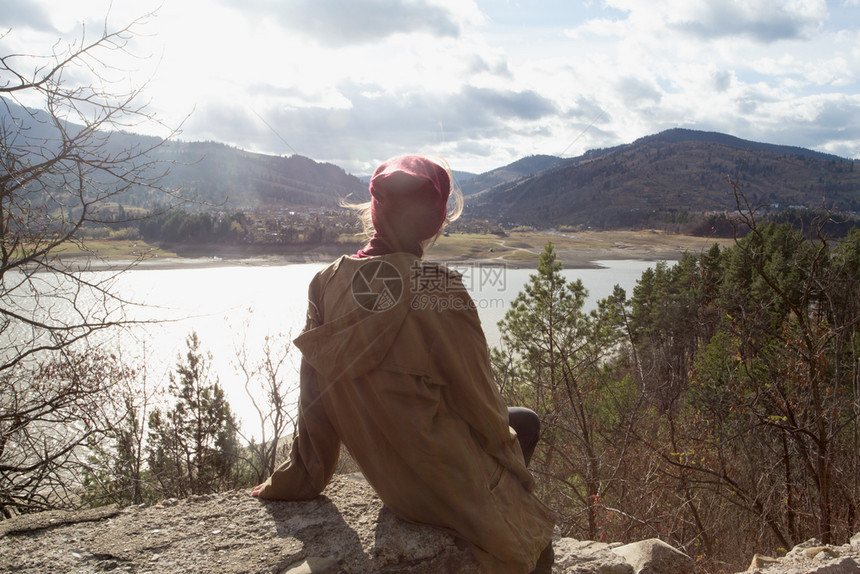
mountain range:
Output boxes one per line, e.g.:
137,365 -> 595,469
464,129 -> 858,228
4,98 -> 858,229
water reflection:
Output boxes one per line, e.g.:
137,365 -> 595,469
6,259 -> 661,440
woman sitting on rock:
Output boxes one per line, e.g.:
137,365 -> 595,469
252,154 -> 555,574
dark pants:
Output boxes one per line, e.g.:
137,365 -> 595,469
507,406 -> 553,573
507,406 -> 540,467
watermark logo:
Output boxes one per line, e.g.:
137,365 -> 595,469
410,293 -> 505,312
351,260 -> 403,312
408,261 -> 508,312
449,263 -> 507,294
352,260 -> 510,313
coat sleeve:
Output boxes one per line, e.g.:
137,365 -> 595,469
254,358 -> 341,500
255,271 -> 341,500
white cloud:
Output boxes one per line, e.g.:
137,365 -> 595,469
668,0 -> 827,43
712,70 -> 734,92
129,0 -> 860,167
4,0 -> 860,173
0,0 -> 54,31
604,0 -> 828,42
215,0 -> 473,47
615,77 -> 662,107
564,17 -> 627,39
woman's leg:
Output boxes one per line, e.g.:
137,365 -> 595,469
508,406 -> 553,573
507,406 -> 540,467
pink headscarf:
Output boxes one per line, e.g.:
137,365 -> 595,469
355,155 -> 451,258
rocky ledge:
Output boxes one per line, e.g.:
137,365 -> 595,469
2,473 -> 857,573
0,474 -> 689,574
737,535 -> 860,574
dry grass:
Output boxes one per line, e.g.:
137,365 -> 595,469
51,240 -> 178,259
428,230 -> 733,268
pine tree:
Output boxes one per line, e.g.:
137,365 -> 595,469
492,242 -> 627,539
147,333 -> 241,498
82,395 -> 153,507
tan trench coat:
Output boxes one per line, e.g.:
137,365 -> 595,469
255,253 -> 555,573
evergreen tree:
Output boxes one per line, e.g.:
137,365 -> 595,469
627,252 -> 713,411
492,242 -> 627,538
81,395 -> 154,507
147,333 -> 241,498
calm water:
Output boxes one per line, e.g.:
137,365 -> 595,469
12,259 -> 662,438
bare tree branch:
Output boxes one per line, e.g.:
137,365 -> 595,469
1,9 -> 188,517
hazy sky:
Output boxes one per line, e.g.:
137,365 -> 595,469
3,0 -> 859,174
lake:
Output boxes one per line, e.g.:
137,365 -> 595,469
94,257 -> 662,438
2,258 -> 663,439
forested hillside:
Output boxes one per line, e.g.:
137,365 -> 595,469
457,154 -> 563,196
154,141 -> 367,209
0,99 -> 367,212
468,129 -> 859,231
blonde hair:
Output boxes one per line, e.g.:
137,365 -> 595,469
341,155 -> 464,248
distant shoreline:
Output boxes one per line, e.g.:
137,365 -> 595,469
60,231 -> 733,272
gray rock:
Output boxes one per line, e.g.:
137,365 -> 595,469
554,538 -> 634,573
807,557 -> 860,574
281,556 -> 346,573
612,538 -> 695,574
